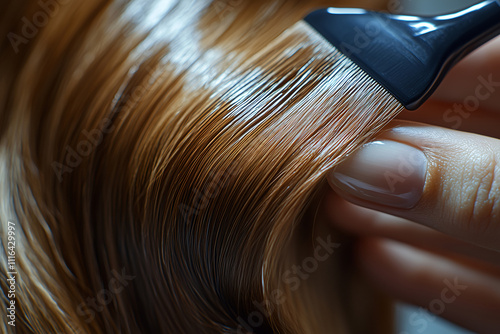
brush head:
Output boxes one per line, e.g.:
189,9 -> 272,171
305,2 -> 500,110
256,21 -> 404,162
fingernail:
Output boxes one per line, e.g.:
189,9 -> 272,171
328,140 -> 427,209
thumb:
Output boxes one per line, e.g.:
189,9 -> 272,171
328,121 -> 500,251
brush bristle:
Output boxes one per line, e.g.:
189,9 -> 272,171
239,20 -> 405,169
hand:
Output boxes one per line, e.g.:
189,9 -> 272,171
324,37 -> 500,333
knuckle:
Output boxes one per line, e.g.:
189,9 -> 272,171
465,150 -> 500,231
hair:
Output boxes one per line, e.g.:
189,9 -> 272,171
1,0 -> 403,333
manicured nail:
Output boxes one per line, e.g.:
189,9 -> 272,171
328,140 -> 427,209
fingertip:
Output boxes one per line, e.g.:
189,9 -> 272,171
328,122 -> 500,252
327,139 -> 428,209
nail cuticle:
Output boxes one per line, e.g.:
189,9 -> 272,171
329,140 -> 428,209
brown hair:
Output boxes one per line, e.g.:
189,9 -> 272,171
0,0 -> 402,333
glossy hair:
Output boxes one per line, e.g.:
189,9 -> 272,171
0,0 -> 402,333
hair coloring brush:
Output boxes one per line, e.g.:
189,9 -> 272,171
302,0 -> 500,110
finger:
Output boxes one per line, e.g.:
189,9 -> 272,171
323,191 -> 500,269
397,100 -> 500,139
327,120 -> 500,251
357,238 -> 500,333
431,36 -> 500,111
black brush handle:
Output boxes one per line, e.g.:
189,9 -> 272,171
421,0 -> 500,87
305,1 -> 500,109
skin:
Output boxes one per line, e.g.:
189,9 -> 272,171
325,37 -> 500,333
